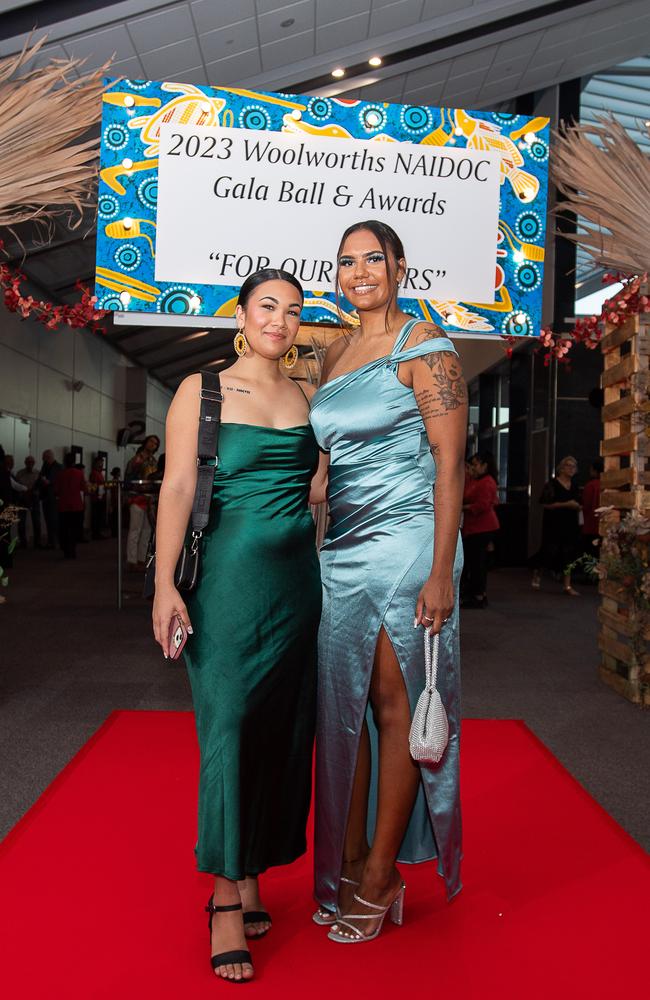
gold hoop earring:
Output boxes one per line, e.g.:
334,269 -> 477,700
234,329 -> 248,357
282,345 -> 298,370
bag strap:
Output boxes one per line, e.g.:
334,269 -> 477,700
191,370 -> 223,535
423,629 -> 440,692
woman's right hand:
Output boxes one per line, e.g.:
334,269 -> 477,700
152,585 -> 193,658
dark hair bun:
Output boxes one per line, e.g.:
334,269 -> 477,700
237,268 -> 304,307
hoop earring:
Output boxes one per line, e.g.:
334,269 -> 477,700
234,328 -> 248,357
282,345 -> 298,370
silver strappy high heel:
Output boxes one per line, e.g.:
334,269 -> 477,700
312,876 -> 359,926
327,882 -> 406,943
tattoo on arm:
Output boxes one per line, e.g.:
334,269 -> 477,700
415,351 -> 467,418
414,323 -> 446,344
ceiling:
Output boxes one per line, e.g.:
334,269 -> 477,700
1,0 -> 649,386
575,53 -> 650,295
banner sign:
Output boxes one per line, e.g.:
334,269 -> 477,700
155,124 -> 500,303
96,79 -> 550,337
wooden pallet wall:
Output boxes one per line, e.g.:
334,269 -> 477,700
599,306 -> 650,705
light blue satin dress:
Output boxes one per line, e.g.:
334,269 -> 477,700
309,318 -> 463,910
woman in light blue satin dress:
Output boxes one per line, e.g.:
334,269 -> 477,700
309,220 -> 467,943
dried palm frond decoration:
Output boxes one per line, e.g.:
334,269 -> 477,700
552,115 -> 650,276
0,35 -> 108,230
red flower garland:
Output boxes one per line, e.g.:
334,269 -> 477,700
502,273 -> 649,366
0,241 -> 106,333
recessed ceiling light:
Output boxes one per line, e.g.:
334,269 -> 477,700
368,56 -> 382,67
281,18 -> 295,28
331,67 -> 345,79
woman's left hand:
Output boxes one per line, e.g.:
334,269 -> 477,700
415,573 -> 454,634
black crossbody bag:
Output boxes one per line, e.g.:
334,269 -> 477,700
143,370 -> 223,599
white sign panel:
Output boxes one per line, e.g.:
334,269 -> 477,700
155,123 -> 501,303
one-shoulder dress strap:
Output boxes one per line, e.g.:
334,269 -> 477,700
391,317 -> 420,354
388,319 -> 457,370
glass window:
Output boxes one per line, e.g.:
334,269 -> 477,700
498,429 -> 509,492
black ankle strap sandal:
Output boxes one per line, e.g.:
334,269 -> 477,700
243,910 -> 272,938
206,898 -> 253,981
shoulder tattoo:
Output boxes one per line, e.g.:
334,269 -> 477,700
413,323 -> 446,344
415,351 -> 467,418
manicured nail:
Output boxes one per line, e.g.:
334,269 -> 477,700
187,625 -> 194,634
413,617 -> 418,628
164,653 -> 168,659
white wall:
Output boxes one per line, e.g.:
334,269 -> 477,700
0,306 -> 172,475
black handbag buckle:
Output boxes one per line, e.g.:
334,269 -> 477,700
200,387 -> 224,403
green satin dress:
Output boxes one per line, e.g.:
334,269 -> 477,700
184,422 -> 321,879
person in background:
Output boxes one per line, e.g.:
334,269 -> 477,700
461,451 -> 500,609
107,466 -> 121,538
147,452 -> 166,535
125,435 -> 159,571
0,445 -> 16,602
582,458 -> 603,555
532,455 -> 581,596
55,453 -> 86,559
15,456 -> 41,548
88,457 -> 107,540
39,449 -> 61,549
5,454 -> 28,502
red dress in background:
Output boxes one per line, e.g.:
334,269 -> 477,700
462,474 -> 500,604
55,467 -> 86,558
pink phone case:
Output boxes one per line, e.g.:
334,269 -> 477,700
168,615 -> 188,660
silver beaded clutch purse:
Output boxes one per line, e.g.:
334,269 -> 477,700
409,629 -> 449,765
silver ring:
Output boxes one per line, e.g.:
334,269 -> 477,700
422,614 -> 434,622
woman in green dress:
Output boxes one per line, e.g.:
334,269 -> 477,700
152,270 -> 326,983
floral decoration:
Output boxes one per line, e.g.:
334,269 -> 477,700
501,272 -> 649,366
572,509 -> 650,694
0,501 -> 21,589
1,240 -> 106,332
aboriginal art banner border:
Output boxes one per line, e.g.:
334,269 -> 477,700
96,78 -> 550,337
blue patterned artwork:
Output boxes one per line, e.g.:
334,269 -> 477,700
96,80 -> 550,336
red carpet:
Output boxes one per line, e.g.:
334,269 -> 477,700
1,713 -> 647,999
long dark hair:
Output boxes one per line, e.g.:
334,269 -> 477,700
474,450 -> 499,481
237,268 -> 304,308
335,220 -> 405,333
